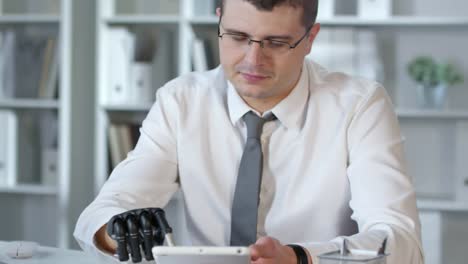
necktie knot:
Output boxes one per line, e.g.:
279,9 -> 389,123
243,111 -> 275,139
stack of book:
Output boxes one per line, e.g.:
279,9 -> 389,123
0,28 -> 59,99
13,111 -> 59,186
307,28 -> 384,83
107,27 -> 174,105
108,123 -> 140,169
191,34 -> 217,72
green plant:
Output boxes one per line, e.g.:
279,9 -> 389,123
407,56 -> 464,87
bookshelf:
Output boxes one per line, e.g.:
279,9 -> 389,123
94,0 -> 468,262
0,0 -> 95,249
0,184 -> 57,195
0,15 -> 60,23
0,98 -> 60,109
190,15 -> 468,27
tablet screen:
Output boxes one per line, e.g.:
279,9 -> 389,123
152,246 -> 250,264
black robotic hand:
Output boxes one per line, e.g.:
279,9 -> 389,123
106,208 -> 174,263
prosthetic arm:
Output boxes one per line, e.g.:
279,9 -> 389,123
106,208 -> 175,262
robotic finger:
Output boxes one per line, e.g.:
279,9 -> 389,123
110,218 -> 129,262
139,211 -> 154,260
125,214 -> 142,263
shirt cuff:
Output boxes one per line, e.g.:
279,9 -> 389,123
297,239 -> 342,264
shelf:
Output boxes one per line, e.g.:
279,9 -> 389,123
189,15 -> 468,27
417,199 -> 468,212
103,106 -> 468,117
0,15 -> 60,24
102,105 -> 468,117
318,16 -> 468,27
0,184 -> 58,195
189,16 -> 218,25
0,99 -> 59,110
396,109 -> 468,119
103,104 -> 152,112
105,15 -> 180,25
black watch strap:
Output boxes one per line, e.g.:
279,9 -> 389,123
286,244 -> 309,264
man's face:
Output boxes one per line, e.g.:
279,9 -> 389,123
217,0 -> 320,108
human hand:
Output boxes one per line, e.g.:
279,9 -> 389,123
249,236 -> 298,264
95,224 -> 118,254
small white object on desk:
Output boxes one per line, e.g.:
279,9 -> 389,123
0,241 -> 95,264
3,241 -> 38,259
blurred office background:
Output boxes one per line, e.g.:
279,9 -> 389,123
0,1 -> 467,264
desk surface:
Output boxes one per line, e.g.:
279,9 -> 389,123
0,241 -> 95,264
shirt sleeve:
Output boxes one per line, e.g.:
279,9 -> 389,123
73,85 -> 181,260
300,84 -> 424,264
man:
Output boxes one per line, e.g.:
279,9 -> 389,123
75,0 -> 424,263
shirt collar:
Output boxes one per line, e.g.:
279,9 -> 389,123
227,61 -> 310,131
270,63 -> 309,131
227,80 -> 252,125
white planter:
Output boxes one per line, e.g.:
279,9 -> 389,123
417,84 -> 448,109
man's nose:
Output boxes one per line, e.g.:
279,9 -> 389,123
243,40 -> 266,65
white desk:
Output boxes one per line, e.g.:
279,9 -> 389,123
0,241 -> 95,264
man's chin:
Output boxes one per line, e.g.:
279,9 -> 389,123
229,76 -> 273,96
235,87 -> 272,100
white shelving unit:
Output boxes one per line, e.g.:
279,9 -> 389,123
397,109 -> 468,119
95,0 -> 186,192
0,0 -> 95,249
105,15 -> 181,25
319,16 -> 468,27
0,15 -> 59,23
0,98 -> 60,109
0,184 -> 58,195
103,104 -> 152,112
94,0 -> 468,261
191,15 -> 468,27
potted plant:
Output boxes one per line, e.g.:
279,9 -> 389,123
407,56 -> 464,108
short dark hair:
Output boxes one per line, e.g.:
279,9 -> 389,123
219,0 -> 318,28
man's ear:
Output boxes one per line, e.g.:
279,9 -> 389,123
216,7 -> 221,17
309,23 -> 321,43
306,23 -> 321,53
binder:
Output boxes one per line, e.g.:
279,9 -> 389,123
130,62 -> 153,103
357,0 -> 392,18
0,110 -> 18,187
1,31 -> 16,98
317,0 -> 335,19
108,28 -> 135,104
152,29 -> 173,91
41,148 -> 58,186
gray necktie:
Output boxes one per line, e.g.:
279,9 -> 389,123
230,111 -> 275,246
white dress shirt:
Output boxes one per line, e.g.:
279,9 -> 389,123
74,59 -> 424,263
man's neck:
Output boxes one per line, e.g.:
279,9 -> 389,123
242,95 -> 284,115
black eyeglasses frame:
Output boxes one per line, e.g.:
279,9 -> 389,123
217,21 -> 313,50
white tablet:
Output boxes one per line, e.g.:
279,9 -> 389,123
152,246 -> 250,264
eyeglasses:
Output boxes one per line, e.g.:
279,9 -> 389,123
218,24 -> 312,56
